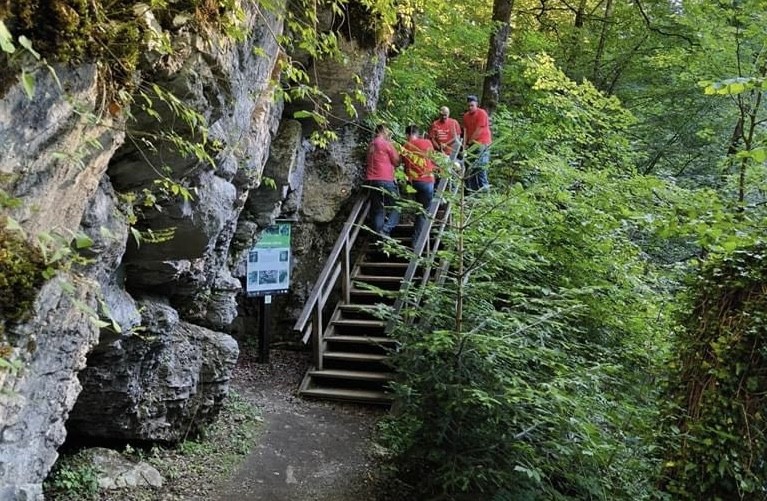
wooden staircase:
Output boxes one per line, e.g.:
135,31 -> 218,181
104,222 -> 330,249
294,180 -> 454,405
298,229 -> 412,404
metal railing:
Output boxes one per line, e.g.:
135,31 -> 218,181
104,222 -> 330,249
294,178 -> 455,368
387,176 -> 455,331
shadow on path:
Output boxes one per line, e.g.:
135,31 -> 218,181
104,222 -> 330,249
215,349 -> 387,501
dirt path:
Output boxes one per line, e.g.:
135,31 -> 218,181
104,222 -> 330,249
215,349 -> 387,501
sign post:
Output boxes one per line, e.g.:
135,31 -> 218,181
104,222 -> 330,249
246,222 -> 291,363
258,295 -> 273,363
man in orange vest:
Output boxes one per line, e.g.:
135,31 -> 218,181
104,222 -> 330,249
462,95 -> 491,192
403,124 -> 437,244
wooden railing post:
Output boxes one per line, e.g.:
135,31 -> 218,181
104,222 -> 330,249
342,232 -> 351,304
312,305 -> 323,370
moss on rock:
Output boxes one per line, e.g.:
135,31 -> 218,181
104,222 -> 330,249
0,218 -> 47,335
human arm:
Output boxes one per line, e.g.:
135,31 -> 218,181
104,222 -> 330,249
387,141 -> 400,166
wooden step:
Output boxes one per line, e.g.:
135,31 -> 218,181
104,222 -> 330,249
330,318 -> 387,336
323,351 -> 388,362
359,261 -> 408,269
338,303 -> 381,312
349,287 -> 397,298
300,387 -> 393,404
327,334 -> 396,345
336,303 -> 387,320
307,368 -> 394,382
331,318 -> 386,328
354,273 -> 404,281
356,262 -> 410,277
348,290 -> 397,305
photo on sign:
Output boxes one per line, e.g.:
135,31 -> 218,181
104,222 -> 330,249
248,251 -> 258,263
279,225 -> 290,236
279,270 -> 288,283
279,251 -> 289,262
259,270 -> 278,285
248,272 -> 258,284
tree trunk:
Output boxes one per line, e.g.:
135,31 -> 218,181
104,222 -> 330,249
480,0 -> 515,115
592,0 -> 614,88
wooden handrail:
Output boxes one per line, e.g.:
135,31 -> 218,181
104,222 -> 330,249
294,193 -> 371,367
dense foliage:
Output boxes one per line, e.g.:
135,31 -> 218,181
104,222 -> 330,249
378,0 -> 767,498
661,245 -> 767,498
380,60 -> 675,498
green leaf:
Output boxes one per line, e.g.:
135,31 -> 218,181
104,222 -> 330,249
5,216 -> 23,233
130,227 -> 143,248
18,35 -> 40,59
90,317 -> 111,329
750,148 -> 767,163
0,21 -> 15,54
74,233 -> 94,249
21,70 -> 35,100
728,82 -> 745,94
46,63 -> 63,91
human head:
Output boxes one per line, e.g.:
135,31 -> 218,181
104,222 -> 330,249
439,106 -> 450,119
405,124 -> 420,138
374,123 -> 389,137
467,95 -> 478,112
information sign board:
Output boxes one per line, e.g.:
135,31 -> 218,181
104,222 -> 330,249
246,222 -> 291,296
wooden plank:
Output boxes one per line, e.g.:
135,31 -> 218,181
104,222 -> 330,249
307,369 -> 394,382
342,235 -> 350,303
300,387 -> 393,404
359,261 -> 409,268
323,351 -> 388,362
331,318 -> 386,328
326,334 -> 396,344
312,306 -> 323,370
353,274 -> 404,282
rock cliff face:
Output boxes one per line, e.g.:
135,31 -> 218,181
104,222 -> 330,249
0,0 -> 393,497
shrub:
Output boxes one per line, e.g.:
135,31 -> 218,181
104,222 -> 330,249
661,243 -> 767,498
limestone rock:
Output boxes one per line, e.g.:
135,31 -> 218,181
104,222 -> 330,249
67,300 -> 239,442
82,447 -> 164,490
0,63 -> 126,237
0,276 -> 101,498
0,0 -> 401,495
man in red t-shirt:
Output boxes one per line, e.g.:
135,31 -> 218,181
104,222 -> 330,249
365,124 -> 401,236
462,95 -> 491,192
403,124 -> 437,244
428,106 -> 462,161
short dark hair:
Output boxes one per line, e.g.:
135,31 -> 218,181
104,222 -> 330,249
405,124 -> 420,136
467,95 -> 478,103
375,123 -> 387,134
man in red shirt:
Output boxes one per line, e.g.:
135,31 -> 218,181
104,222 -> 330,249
402,124 -> 437,245
462,95 -> 491,192
428,106 -> 462,162
365,124 -> 401,236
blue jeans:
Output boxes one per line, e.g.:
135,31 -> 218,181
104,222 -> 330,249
411,180 -> 434,244
365,180 -> 400,235
466,144 -> 490,192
